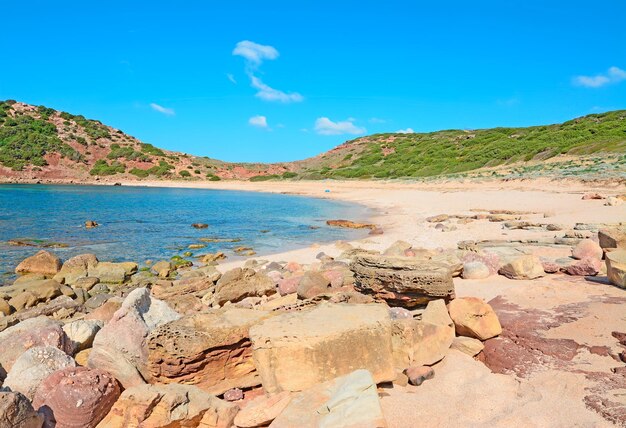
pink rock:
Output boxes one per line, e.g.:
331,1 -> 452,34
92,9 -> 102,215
572,239 -> 603,261
542,261 -> 561,274
404,365 -> 434,386
582,193 -> 604,200
565,258 -> 603,276
266,270 -> 282,284
223,388 -> 243,402
322,269 -> 345,288
278,275 -> 302,296
33,366 -> 120,428
285,262 -> 302,273
296,272 -> 331,299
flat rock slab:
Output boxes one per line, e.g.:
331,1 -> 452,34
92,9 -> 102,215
250,303 -> 394,394
350,255 -> 455,308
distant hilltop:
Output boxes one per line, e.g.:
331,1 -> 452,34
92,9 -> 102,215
1,99 -> 625,183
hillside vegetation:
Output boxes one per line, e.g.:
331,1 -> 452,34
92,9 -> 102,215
0,100 -> 624,182
295,110 -> 626,179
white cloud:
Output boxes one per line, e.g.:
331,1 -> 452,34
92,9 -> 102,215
226,73 -> 237,84
314,117 -> 366,136
574,66 -> 626,88
395,128 -> 415,134
250,75 -> 303,103
150,103 -> 175,116
233,40 -> 279,66
248,115 -> 268,129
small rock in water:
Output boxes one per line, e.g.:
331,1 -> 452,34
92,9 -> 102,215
85,220 -> 99,228
192,223 -> 209,229
404,365 -> 434,386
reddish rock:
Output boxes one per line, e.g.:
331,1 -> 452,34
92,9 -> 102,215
404,365 -> 435,386
0,391 -> 44,428
223,388 -> 243,401
33,366 -> 120,428
278,275 -> 302,296
572,239 -> 603,261
296,271 -> 331,299
542,261 -> 561,274
284,262 -> 302,273
565,258 -> 602,276
84,299 -> 122,323
15,250 -> 62,277
234,391 -> 292,428
582,193 -> 604,200
321,269 -> 345,288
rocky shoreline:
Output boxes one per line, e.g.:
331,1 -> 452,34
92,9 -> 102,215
0,208 -> 625,427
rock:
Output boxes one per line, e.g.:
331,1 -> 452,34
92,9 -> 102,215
213,268 -> 275,306
462,261 -> 490,279
498,255 -> 545,280
451,336 -> 485,356
96,383 -> 238,428
326,219 -> 376,229
53,254 -> 99,285
75,349 -> 91,367
146,308 -> 269,394
85,220 -> 99,228
605,196 -> 624,206
571,239 -> 603,260
350,255 -> 455,308
606,250 -> 626,288
15,250 -> 62,277
201,252 -> 227,263
388,307 -> 412,320
249,303 -> 394,394
278,276 -> 301,296
0,391 -> 44,428
599,228 -> 626,251
383,240 -> 413,256
88,288 -> 180,389
5,279 -> 62,310
192,223 -> 209,229
84,293 -> 112,310
151,260 -> 172,275
0,316 -> 72,377
234,391 -> 292,428
73,276 -> 99,290
85,298 -> 122,323
564,258 -> 603,276
4,346 -> 76,400
542,261 -> 561,274
0,299 -> 10,316
405,365 -> 435,386
88,261 -> 137,284
426,214 -> 449,223
582,192 -> 604,200
223,388 -> 243,401
0,297 -> 80,334
32,366 -> 120,428
448,297 -> 502,340
391,301 -> 455,368
12,273 -> 46,285
63,319 -> 103,353
296,271 -> 331,299
270,369 -> 386,428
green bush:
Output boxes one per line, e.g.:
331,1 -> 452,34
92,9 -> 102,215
250,174 -> 280,182
140,143 -> 165,157
179,170 -> 191,177
206,173 -> 221,181
282,171 -> 298,179
89,159 -> 125,176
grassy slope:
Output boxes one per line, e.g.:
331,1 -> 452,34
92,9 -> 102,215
295,110 -> 626,179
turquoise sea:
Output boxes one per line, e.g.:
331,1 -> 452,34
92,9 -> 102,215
0,184 -> 370,283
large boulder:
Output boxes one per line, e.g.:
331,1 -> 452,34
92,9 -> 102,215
296,271 -> 331,299
96,384 -> 238,428
0,391 -> 44,428
87,288 -> 180,388
147,308 -> 270,394
391,300 -> 455,368
599,228 -> 626,251
564,258 -> 603,276
213,268 -> 276,306
571,239 -> 603,260
249,303 -> 394,394
2,279 -> 63,311
15,250 -> 61,277
62,319 -> 103,353
350,255 -> 455,308
53,254 -> 99,285
32,366 -> 120,428
88,262 -> 137,284
0,316 -> 72,379
270,369 -> 386,428
606,250 -> 626,289
498,255 -> 545,280
4,346 -> 76,400
448,297 -> 502,340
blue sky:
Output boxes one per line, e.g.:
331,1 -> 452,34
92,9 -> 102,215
1,1 -> 625,162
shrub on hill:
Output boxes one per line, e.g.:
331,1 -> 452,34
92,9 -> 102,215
89,159 -> 126,176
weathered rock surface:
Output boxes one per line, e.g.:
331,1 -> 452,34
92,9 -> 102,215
62,319 -> 103,353
448,297 -> 502,340
15,250 -> 61,277
96,383 -> 238,428
147,308 -> 270,394
451,336 -> 485,356
296,271 -> 331,299
462,261 -> 490,279
4,346 -> 76,399
88,261 -> 137,284
405,365 -> 435,386
53,254 -> 99,285
498,255 -> 546,280
250,303 -> 394,394
32,366 -> 120,428
351,255 -> 455,308
213,268 -> 275,306
606,250 -> 626,288
572,239 -> 603,260
2,279 -> 63,310
88,288 -> 180,388
0,316 -> 72,378
326,219 -> 376,229
599,228 -> 626,251
270,369 -> 386,428
234,391 -> 292,428
0,391 -> 44,428
564,258 -> 603,276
